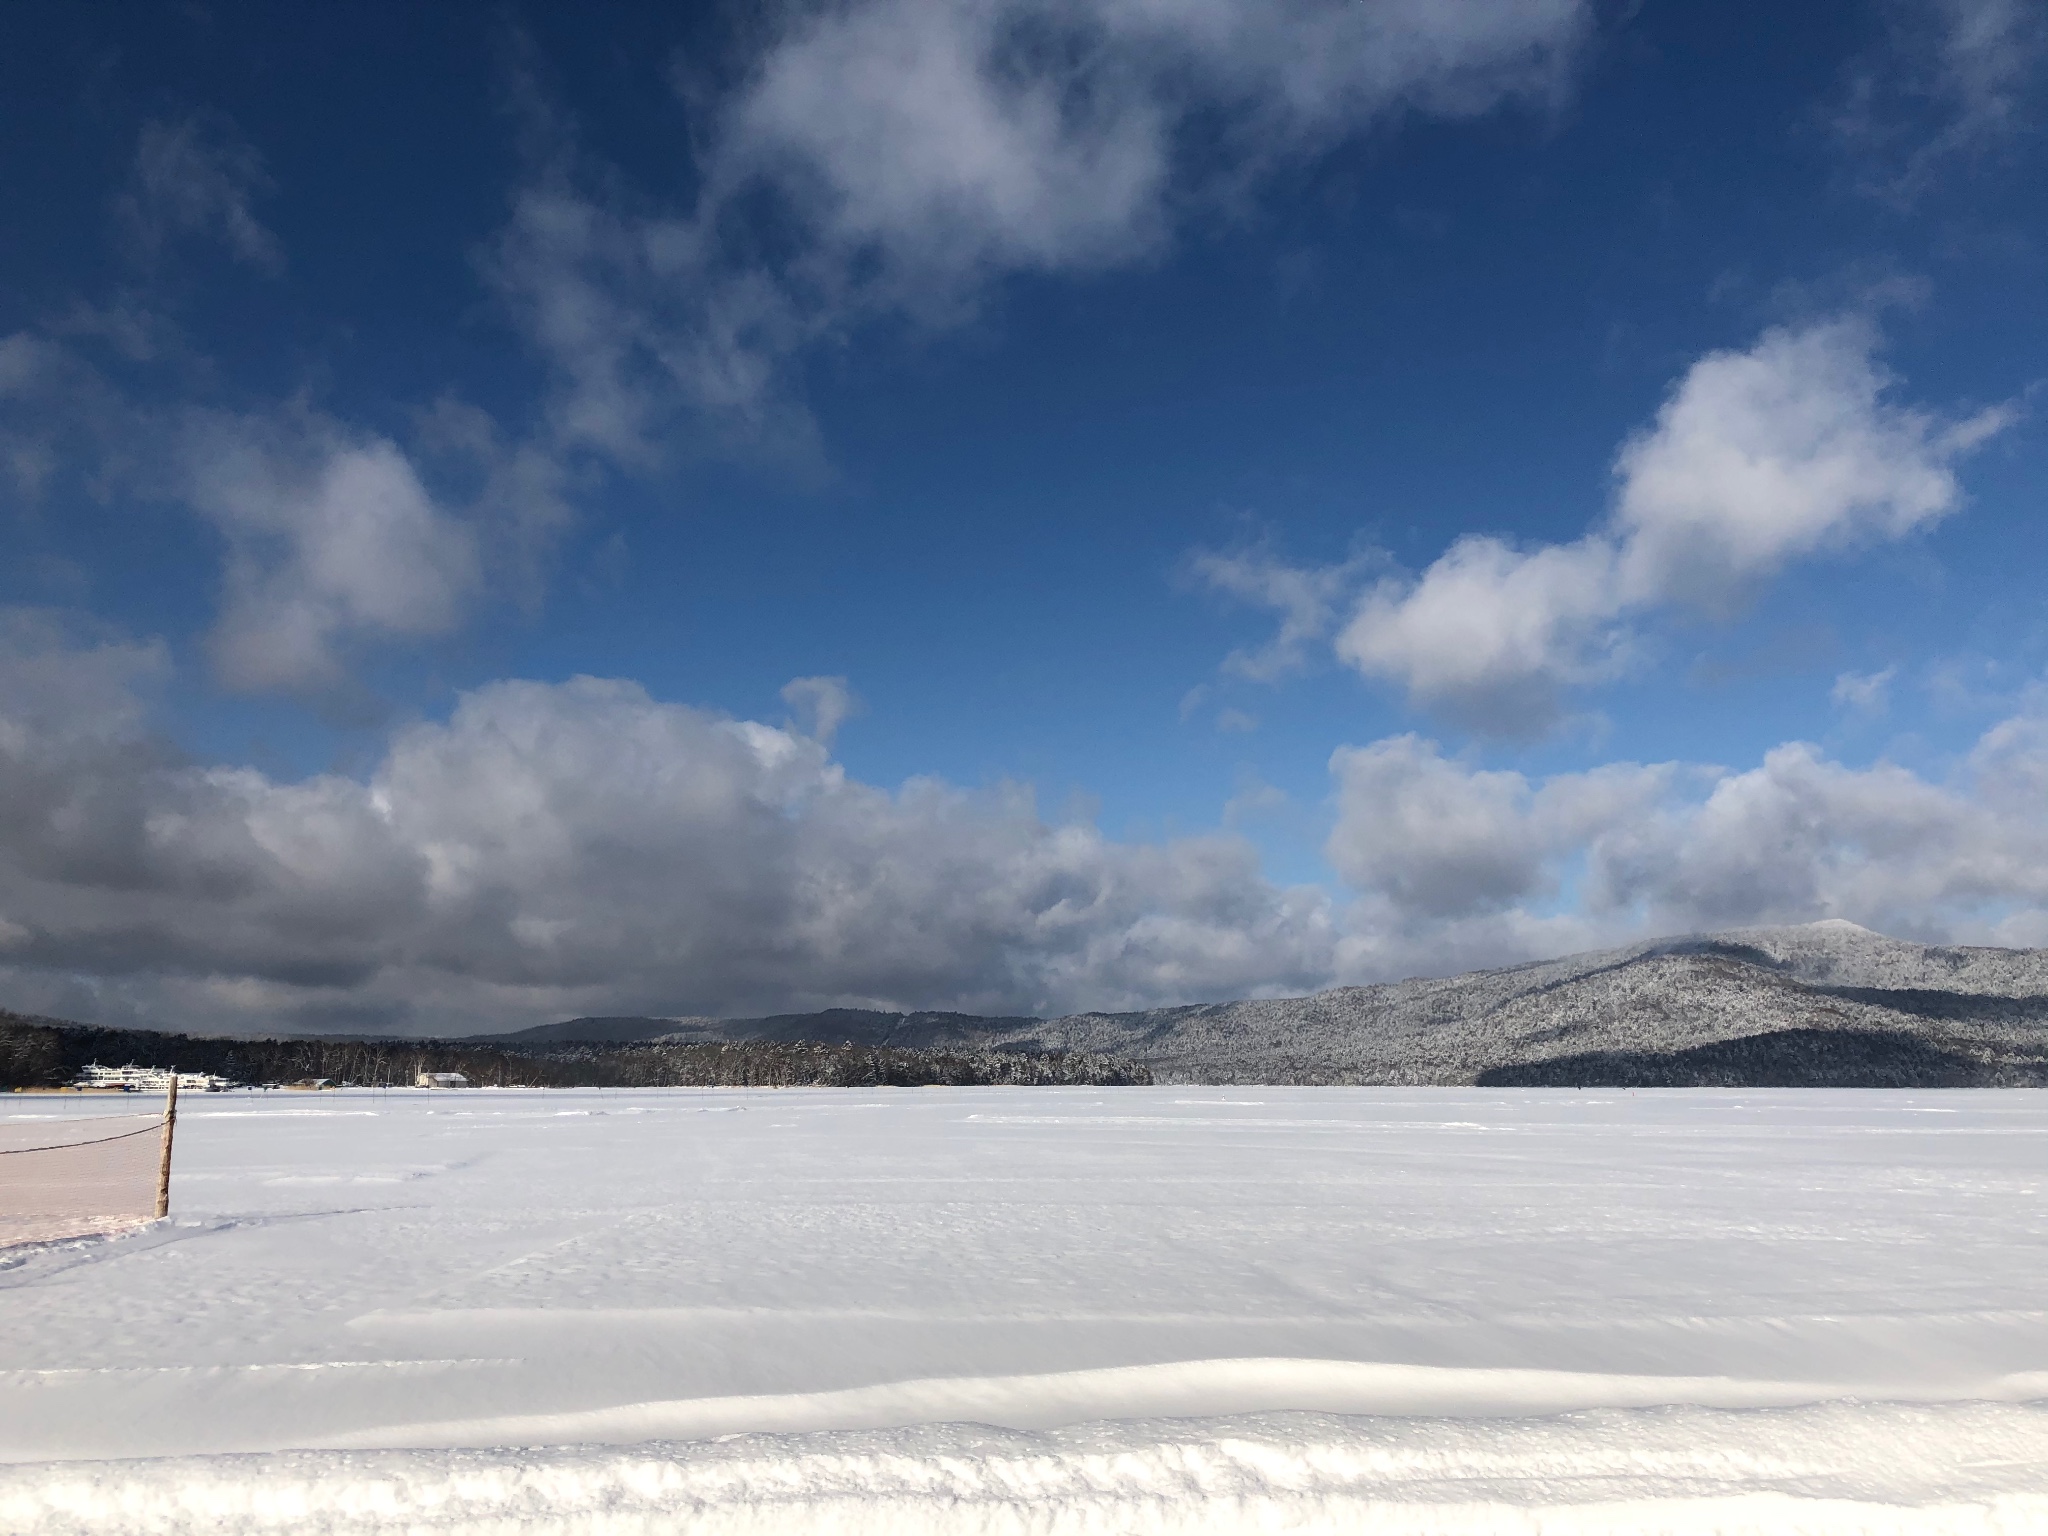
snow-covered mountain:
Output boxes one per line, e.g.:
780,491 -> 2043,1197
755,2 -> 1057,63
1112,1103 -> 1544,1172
1017,922 -> 2048,1084
495,923 -> 2048,1085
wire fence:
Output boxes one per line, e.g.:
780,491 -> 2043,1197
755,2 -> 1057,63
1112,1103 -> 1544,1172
0,1109 -> 169,1247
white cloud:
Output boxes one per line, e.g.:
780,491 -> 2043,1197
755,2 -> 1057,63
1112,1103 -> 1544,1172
1832,665 -> 1899,714
492,0 -> 1591,462
179,407 -> 481,693
115,115 -> 283,272
729,0 -> 1589,280
724,0 -> 1171,286
1589,733 -> 2048,934
1326,733 -> 1668,919
0,621 -> 1336,1033
1337,535 -> 1621,733
1607,318 -> 2009,608
0,337 -> 522,697
1321,318 -> 2010,733
1326,711 -> 2048,969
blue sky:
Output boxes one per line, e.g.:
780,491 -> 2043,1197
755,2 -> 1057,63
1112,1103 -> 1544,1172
1,0 -> 2044,1035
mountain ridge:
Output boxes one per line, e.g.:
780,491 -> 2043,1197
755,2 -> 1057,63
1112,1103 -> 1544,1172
465,923 -> 2048,1086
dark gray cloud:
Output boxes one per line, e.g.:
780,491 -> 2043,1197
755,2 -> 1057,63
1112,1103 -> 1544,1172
0,618 -> 1337,1033
6,610 -> 2045,1037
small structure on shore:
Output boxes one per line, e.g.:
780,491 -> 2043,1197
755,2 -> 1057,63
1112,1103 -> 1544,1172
71,1064 -> 230,1092
414,1071 -> 469,1088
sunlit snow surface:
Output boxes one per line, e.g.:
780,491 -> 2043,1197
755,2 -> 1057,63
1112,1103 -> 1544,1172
3,1086 -> 2045,1532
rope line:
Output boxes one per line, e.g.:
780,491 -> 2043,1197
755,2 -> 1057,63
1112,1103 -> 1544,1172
0,1121 -> 164,1156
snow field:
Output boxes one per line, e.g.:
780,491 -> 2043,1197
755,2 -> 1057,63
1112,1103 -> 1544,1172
2,1086 -> 2045,1531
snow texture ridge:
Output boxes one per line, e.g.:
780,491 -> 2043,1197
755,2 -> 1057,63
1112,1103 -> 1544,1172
10,1404 -> 2048,1535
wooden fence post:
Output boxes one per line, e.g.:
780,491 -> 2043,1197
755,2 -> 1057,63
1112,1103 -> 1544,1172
155,1072 -> 178,1219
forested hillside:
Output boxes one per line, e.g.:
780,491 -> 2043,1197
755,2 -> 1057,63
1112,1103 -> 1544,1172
11,923 -> 2047,1089
470,922 -> 2048,1087
0,1013 -> 1149,1090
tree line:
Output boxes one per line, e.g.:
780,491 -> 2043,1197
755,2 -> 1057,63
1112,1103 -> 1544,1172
0,1011 -> 1151,1090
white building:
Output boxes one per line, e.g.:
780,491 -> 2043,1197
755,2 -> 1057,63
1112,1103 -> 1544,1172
72,1064 -> 231,1092
415,1071 -> 469,1088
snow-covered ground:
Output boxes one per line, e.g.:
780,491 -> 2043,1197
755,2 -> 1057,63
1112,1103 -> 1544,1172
2,1086 -> 2045,1532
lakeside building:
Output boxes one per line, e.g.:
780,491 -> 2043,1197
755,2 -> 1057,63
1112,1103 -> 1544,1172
71,1064 -> 232,1092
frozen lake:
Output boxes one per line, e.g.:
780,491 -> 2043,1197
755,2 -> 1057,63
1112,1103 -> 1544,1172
3,1086 -> 2045,1532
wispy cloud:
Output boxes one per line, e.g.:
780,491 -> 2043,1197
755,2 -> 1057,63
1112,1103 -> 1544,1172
0,326 -> 501,699
0,122 -> 571,701
179,406 -> 482,694
114,114 -> 284,273
489,0 -> 1593,467
1185,543 -> 1377,682
10,12 -> 1600,704
1832,665 -> 1900,714
782,674 -> 862,746
1830,0 -> 2048,204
